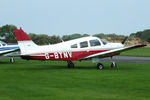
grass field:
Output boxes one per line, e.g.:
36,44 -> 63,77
120,47 -> 150,57
0,59 -> 150,100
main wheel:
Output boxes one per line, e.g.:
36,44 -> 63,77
10,58 -> 15,63
97,63 -> 104,70
111,62 -> 116,68
67,61 -> 74,68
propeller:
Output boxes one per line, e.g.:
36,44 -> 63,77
121,37 -> 128,44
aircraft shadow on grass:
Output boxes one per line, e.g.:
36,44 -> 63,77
0,61 -> 11,64
11,66 -> 96,71
0,63 -> 135,71
0,61 -> 135,71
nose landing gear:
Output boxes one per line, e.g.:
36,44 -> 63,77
111,61 -> 117,68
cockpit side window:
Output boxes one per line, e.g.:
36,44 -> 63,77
2,43 -> 6,46
89,39 -> 101,47
101,40 -> 107,45
0,41 -> 7,46
71,44 -> 78,48
80,41 -> 88,48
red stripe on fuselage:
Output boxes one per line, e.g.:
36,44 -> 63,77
21,50 -> 109,61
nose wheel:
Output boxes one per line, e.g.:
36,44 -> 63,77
110,57 -> 118,69
111,61 -> 117,68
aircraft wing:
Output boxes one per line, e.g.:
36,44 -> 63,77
82,44 -> 147,60
0,46 -> 20,56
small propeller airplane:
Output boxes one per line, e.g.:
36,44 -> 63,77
13,28 -> 146,69
0,41 -> 19,62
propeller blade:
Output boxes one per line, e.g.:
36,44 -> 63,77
121,37 -> 128,44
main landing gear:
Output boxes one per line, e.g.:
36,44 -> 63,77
97,62 -> 117,70
97,63 -> 104,69
10,58 -> 15,63
67,57 -> 117,70
67,61 -> 74,68
67,61 -> 117,69
97,57 -> 117,70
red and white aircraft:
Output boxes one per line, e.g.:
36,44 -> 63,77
13,28 -> 146,69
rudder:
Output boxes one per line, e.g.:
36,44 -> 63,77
13,28 -> 31,41
13,28 -> 38,55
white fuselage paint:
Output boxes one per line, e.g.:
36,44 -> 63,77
18,37 -> 124,58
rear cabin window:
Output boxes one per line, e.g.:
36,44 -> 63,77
90,39 -> 101,47
71,44 -> 78,48
80,41 -> 88,48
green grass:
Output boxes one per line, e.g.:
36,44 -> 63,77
120,47 -> 150,57
0,59 -> 150,100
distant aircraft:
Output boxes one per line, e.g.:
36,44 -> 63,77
0,41 -> 20,62
13,28 -> 146,69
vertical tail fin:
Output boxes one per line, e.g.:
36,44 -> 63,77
13,28 -> 38,54
13,28 -> 31,41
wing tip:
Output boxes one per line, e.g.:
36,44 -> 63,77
135,44 -> 147,47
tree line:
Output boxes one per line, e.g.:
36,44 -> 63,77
130,29 -> 150,42
0,24 -> 150,45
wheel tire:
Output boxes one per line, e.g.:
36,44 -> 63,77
10,58 -> 15,63
67,61 -> 74,68
97,63 -> 104,70
67,63 -> 70,68
70,63 -> 74,68
111,62 -> 116,68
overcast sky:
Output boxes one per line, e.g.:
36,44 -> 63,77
0,0 -> 150,36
